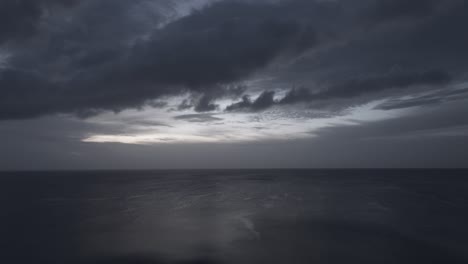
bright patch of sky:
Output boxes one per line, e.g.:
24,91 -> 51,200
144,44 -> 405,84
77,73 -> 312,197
82,97 -> 409,145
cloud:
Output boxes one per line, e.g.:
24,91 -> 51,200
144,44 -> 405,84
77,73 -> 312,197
194,95 -> 219,112
0,0 -> 81,44
0,0 -> 319,120
129,3 -> 316,88
0,0 -> 466,121
0,69 -> 60,119
127,120 -> 172,128
315,69 -> 451,99
176,84 -> 247,112
225,70 -> 451,112
174,114 -> 223,123
177,99 -> 194,111
366,0 -> 441,23
376,86 -> 468,110
225,91 -> 276,112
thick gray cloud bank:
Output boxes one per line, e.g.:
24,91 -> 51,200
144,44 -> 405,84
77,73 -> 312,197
0,0 -> 319,119
1,0 -> 466,120
0,0 -> 79,44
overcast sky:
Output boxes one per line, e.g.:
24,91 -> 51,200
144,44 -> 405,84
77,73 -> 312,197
0,0 -> 467,170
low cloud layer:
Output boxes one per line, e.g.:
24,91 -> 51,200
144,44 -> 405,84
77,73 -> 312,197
1,0 -> 466,120
226,70 -> 452,112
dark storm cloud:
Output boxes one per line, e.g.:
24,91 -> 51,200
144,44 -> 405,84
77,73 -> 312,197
1,0 -> 467,121
177,99 -> 194,111
225,70 -> 451,112
224,0 -> 467,113
225,96 -> 253,112
127,3 -> 316,88
194,95 -> 219,112
367,0 -> 440,22
225,91 -> 276,112
0,0 -> 80,44
191,84 -> 248,112
175,84 -> 246,112
311,0 -> 468,80
0,0 -> 320,120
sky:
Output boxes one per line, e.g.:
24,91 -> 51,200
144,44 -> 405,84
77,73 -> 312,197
0,0 -> 467,170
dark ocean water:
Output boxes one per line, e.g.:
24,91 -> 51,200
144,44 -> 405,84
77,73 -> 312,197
0,169 -> 467,264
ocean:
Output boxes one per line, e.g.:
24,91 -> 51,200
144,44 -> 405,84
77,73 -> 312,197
0,169 -> 467,264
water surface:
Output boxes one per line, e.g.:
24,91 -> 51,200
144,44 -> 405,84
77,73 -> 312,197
1,169 -> 467,263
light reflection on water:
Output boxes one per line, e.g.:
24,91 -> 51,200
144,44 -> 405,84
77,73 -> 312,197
1,170 -> 467,263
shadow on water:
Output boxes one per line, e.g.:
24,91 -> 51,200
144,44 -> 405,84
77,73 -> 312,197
231,218 -> 467,264
91,255 -> 221,264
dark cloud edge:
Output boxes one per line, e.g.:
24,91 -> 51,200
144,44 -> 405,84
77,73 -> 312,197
225,69 -> 452,112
